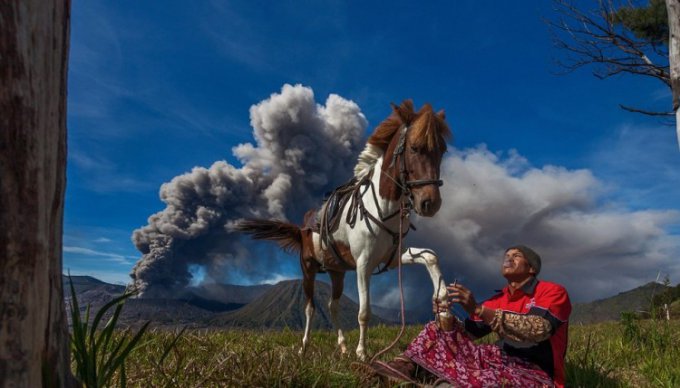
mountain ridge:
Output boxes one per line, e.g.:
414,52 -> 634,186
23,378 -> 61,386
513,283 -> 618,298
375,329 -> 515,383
570,281 -> 672,324
63,275 -> 671,328
210,279 -> 392,330
62,275 -> 404,329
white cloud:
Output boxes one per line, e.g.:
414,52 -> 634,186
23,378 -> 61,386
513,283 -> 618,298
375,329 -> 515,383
64,246 -> 134,265
587,123 -> 680,211
394,145 -> 680,304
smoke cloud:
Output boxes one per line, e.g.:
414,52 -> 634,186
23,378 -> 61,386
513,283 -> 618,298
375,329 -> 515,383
371,146 -> 680,316
130,84 -> 367,297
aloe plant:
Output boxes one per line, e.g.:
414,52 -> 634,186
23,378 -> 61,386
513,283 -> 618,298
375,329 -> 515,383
67,275 -> 150,387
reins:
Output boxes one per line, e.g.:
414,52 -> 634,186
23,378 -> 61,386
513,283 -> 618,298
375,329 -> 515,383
319,124 -> 443,361
370,198 -> 408,364
320,124 -> 443,274
369,125 -> 442,363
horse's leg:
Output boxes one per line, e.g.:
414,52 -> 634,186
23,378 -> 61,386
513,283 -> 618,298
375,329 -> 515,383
394,247 -> 448,308
355,260 -> 371,361
299,257 -> 319,356
327,270 -> 348,355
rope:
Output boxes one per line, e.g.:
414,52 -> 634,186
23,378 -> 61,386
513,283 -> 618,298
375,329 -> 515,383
380,166 -> 409,193
361,134 -> 444,364
370,199 -> 407,364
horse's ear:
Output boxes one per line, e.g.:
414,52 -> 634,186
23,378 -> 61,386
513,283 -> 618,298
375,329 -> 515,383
401,99 -> 414,113
437,109 -> 446,120
392,99 -> 415,123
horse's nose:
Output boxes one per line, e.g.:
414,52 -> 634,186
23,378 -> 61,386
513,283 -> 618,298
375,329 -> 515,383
422,199 -> 432,214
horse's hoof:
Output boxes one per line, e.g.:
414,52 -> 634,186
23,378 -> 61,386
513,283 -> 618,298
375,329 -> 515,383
298,347 -> 305,356
340,344 -> 348,355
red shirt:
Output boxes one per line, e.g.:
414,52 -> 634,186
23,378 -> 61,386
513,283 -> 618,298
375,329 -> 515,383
465,278 -> 572,388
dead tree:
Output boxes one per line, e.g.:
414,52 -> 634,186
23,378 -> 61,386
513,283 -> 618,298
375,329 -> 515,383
666,0 -> 680,147
549,0 -> 680,148
0,0 -> 77,386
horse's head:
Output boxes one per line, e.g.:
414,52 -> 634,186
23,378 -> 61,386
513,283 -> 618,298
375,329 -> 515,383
369,100 -> 451,217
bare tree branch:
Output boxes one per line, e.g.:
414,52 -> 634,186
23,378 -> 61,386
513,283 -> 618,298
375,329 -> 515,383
619,104 -> 674,116
549,0 -> 673,94
550,0 -> 680,146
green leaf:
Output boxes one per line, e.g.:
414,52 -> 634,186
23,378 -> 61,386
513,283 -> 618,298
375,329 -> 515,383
102,322 -> 150,385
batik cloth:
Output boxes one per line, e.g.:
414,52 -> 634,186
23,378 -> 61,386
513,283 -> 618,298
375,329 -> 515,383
403,321 -> 554,387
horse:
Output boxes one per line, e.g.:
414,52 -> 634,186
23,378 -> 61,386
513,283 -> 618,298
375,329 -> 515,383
235,100 -> 452,360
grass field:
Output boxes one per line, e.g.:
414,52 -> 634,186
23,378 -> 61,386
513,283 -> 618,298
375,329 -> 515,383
103,318 -> 680,387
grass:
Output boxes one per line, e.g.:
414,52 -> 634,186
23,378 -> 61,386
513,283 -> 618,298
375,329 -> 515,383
565,319 -> 680,387
67,279 -> 679,388
120,325 -> 418,387
100,319 -> 679,387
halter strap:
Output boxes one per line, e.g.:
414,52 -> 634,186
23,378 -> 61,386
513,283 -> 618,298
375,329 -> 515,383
405,178 -> 444,187
319,124 -> 443,275
387,125 -> 443,194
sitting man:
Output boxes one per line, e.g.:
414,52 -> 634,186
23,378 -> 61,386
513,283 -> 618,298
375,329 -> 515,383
367,245 -> 571,387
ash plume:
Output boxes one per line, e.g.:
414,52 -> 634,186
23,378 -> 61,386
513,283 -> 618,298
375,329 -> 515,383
130,84 -> 367,297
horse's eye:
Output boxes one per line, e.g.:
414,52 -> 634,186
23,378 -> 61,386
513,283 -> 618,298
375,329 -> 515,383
410,146 -> 419,153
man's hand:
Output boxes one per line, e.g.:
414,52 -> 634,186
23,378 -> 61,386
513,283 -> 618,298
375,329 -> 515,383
446,283 -> 478,316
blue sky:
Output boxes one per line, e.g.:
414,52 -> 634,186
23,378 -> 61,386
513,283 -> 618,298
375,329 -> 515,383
64,1 -> 679,304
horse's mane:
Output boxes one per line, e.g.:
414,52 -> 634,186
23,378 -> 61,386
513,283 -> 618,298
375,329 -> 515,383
353,100 -> 451,179
353,143 -> 383,178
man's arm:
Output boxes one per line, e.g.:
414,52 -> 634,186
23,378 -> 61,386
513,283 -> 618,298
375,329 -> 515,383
474,284 -> 571,343
480,307 -> 553,343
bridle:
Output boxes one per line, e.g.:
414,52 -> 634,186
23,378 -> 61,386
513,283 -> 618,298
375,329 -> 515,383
386,124 -> 443,208
319,124 -> 445,275
370,125 -> 444,363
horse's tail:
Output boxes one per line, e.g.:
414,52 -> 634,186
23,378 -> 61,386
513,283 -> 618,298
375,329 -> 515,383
234,219 -> 302,254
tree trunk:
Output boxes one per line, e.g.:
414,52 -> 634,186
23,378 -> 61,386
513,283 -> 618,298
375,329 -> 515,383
0,1 -> 76,387
666,0 -> 680,149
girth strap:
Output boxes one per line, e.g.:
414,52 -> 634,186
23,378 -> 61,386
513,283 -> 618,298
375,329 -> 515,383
319,169 -> 410,275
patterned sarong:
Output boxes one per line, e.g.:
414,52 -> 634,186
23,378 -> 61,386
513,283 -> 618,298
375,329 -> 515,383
403,321 -> 554,387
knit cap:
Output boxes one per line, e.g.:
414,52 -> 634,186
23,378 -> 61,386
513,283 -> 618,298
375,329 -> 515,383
506,245 -> 541,275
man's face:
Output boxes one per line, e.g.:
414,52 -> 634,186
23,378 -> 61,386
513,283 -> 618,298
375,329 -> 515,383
501,248 -> 535,280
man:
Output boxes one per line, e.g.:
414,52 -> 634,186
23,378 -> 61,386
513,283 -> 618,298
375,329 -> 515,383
363,245 -> 571,387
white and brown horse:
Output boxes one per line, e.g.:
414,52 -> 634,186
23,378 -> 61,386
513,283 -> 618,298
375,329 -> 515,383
236,100 -> 451,360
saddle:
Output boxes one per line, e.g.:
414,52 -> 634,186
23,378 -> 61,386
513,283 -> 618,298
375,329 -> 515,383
310,178 -> 362,272
313,171 -> 408,274
314,178 -> 359,234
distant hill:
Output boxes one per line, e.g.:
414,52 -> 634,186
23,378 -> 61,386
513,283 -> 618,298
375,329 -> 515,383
63,275 -> 404,329
210,279 -> 392,330
111,298 -> 217,328
62,275 -> 270,307
63,275 -> 126,311
178,282 -> 273,305
571,282 -> 672,324
63,275 -> 241,328
63,275 -> 125,295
